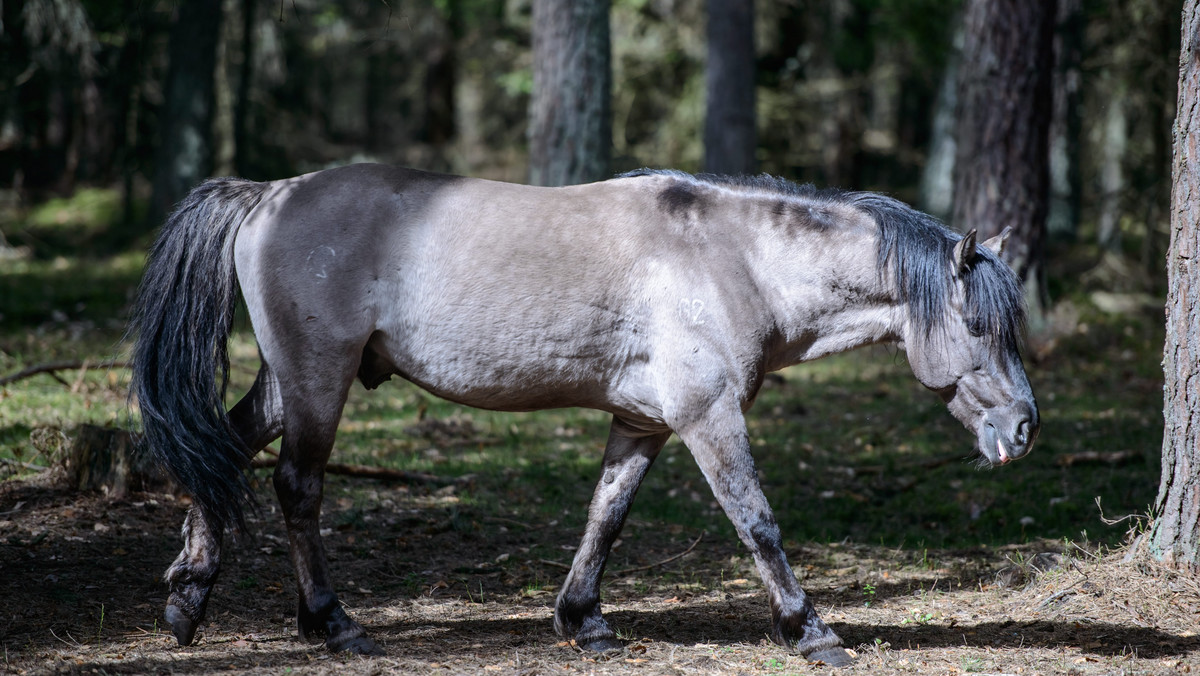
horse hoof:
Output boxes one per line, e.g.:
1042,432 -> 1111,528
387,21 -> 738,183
578,637 -> 624,652
164,604 -> 197,646
806,647 -> 853,667
328,634 -> 385,656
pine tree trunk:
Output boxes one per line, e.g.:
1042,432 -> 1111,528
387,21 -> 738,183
1047,0 -> 1083,241
919,17 -> 963,222
147,0 -> 224,229
234,0 -> 257,177
1149,0 -> 1200,574
952,0 -> 1056,325
528,0 -> 611,187
704,0 -> 756,175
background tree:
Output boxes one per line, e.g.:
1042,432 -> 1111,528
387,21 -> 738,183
703,0 -> 756,175
528,0 -> 611,187
146,0 -> 223,229
1047,0 -> 1083,242
1149,0 -> 1200,574
951,0 -> 1056,327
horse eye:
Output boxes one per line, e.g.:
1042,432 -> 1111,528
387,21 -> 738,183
966,318 -> 986,338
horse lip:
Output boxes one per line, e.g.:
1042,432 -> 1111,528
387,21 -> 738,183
997,438 -> 1011,464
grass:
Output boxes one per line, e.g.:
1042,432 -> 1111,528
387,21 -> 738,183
0,186 -> 1168,550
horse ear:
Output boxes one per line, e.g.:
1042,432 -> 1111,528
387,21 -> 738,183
953,229 -> 977,276
981,227 -> 1012,258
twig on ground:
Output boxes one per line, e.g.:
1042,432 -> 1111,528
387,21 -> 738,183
537,558 -> 572,570
249,454 -> 468,485
0,458 -> 49,472
1038,585 -> 1079,609
1057,450 -> 1140,467
612,532 -> 705,577
1095,496 -> 1148,527
0,360 -> 129,387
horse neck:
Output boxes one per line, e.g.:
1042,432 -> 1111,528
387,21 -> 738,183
741,200 -> 906,369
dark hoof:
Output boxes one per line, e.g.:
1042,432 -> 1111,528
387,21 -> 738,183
164,604 -> 198,646
328,634 -> 385,656
578,636 -> 624,652
806,647 -> 853,667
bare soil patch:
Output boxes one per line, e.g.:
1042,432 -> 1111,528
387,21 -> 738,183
2,471 -> 1198,675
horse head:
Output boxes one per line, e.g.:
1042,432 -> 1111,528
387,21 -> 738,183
901,228 -> 1039,466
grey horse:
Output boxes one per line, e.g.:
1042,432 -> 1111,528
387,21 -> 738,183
130,164 -> 1038,666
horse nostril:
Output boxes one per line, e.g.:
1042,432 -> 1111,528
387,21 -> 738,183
1015,420 -> 1031,447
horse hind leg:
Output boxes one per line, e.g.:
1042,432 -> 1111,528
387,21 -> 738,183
164,364 -> 284,645
266,346 -> 383,655
554,418 -> 670,651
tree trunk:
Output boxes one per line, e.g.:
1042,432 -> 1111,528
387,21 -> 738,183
147,0 -> 224,229
952,0 -> 1056,327
1149,0 -> 1200,574
1096,93 -> 1127,252
919,17 -> 963,222
528,0 -> 611,187
704,0 -> 756,175
1047,0 -> 1083,242
234,0 -> 257,177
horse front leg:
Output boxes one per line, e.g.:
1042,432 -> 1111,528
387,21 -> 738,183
673,400 -> 851,666
164,365 -> 283,646
554,418 -> 671,650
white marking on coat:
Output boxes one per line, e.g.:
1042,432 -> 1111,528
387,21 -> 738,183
306,246 -> 336,279
678,298 -> 705,325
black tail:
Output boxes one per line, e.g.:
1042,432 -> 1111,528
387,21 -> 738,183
129,178 -> 268,534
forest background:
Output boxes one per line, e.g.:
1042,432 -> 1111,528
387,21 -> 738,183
0,1 -> 1195,673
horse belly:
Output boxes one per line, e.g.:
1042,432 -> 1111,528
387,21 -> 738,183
366,303 -> 658,416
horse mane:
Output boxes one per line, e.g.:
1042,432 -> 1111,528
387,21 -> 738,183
619,169 -> 1026,349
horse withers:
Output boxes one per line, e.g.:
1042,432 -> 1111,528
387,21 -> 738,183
130,165 -> 1038,666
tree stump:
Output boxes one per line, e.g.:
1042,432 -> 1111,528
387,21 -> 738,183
68,425 -> 175,498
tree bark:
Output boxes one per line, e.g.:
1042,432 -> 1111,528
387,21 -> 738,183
147,0 -> 224,229
919,16 -> 964,222
704,0 -> 756,175
528,0 -> 611,187
1149,0 -> 1200,574
234,0 -> 257,177
1047,0 -> 1083,242
952,0 -> 1056,326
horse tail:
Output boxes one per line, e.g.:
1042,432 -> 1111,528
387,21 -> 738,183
130,178 -> 269,535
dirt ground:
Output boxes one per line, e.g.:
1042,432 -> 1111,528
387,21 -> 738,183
2,469 -> 1199,676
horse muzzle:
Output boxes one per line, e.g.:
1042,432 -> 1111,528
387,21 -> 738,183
981,402 -> 1039,465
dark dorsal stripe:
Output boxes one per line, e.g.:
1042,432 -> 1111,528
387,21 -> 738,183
621,168 -> 1026,349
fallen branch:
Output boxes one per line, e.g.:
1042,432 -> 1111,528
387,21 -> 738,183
1037,585 -> 1079,609
0,457 -> 49,472
1056,450 -> 1140,467
612,532 -> 706,577
0,360 -> 129,387
537,533 -> 706,576
249,454 -> 469,486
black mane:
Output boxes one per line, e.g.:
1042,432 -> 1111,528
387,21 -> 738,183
620,169 -> 1026,349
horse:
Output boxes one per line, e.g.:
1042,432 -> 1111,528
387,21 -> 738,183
129,164 -> 1038,666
